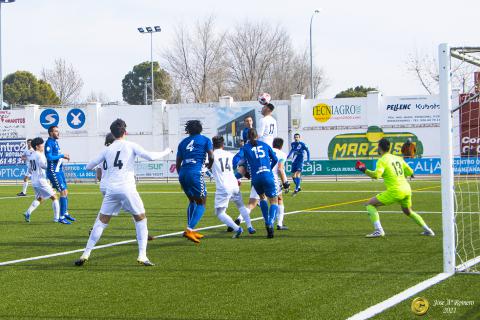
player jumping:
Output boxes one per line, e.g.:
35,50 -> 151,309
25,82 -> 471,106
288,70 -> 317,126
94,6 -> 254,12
176,120 -> 214,244
17,139 -> 33,197
287,133 -> 310,196
75,119 -> 172,266
211,136 -> 254,237
355,138 -> 435,238
45,126 -> 75,224
22,137 -> 60,222
234,128 -> 278,238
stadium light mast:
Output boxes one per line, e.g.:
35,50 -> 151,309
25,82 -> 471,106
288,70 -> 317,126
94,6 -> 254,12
0,0 -> 15,110
310,9 -> 320,99
137,25 -> 161,104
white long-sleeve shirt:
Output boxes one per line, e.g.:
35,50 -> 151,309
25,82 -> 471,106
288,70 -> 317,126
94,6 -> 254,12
256,115 -> 277,147
87,139 -> 171,193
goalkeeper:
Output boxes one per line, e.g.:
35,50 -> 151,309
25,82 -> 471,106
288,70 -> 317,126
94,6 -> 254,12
355,138 -> 435,238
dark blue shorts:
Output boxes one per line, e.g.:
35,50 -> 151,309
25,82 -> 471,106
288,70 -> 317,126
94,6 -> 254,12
179,171 -> 207,199
252,172 -> 277,198
291,161 -> 304,173
47,171 -> 67,192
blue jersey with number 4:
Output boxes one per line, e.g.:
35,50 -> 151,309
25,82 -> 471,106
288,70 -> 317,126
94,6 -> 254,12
177,134 -> 213,173
233,141 -> 278,179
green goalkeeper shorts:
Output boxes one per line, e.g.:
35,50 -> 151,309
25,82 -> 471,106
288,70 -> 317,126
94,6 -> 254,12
376,190 -> 412,208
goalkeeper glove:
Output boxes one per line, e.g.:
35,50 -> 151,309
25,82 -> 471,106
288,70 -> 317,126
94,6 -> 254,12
355,160 -> 366,173
283,181 -> 291,193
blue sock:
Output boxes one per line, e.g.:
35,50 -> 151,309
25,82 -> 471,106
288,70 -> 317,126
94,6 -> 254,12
234,172 -> 242,179
259,200 -> 269,224
59,197 -> 67,218
268,204 -> 279,226
187,202 -> 196,226
188,204 -> 205,229
293,177 -> 299,190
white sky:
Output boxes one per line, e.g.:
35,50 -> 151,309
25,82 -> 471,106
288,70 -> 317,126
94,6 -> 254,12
2,0 -> 478,102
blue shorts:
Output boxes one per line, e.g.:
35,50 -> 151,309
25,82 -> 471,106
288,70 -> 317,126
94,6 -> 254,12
179,171 -> 207,199
47,171 -> 67,192
252,172 -> 277,198
291,161 -> 303,173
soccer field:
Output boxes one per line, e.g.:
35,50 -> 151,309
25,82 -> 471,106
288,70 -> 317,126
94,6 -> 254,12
0,180 -> 478,320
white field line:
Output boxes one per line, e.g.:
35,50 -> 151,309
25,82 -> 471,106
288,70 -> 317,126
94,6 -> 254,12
0,190 -> 444,200
0,212 -> 301,267
304,210 -> 441,214
346,273 -> 453,320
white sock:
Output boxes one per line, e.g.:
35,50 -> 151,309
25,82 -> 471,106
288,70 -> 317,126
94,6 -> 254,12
277,204 -> 285,226
26,200 -> 40,215
236,214 -> 243,223
135,218 -> 148,261
52,200 -> 60,220
83,219 -> 108,258
22,181 -> 28,194
216,208 -> 240,231
374,221 -> 383,231
239,206 -> 252,228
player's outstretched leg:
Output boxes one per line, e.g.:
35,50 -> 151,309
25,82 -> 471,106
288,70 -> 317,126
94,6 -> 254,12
23,199 -> 40,222
401,207 -> 435,236
18,177 -> 28,196
75,216 -> 109,266
215,208 -> 243,238
365,200 -> 385,238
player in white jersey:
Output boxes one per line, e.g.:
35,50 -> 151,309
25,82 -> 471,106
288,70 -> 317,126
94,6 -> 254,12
211,136 -> 255,237
272,137 -> 291,230
22,137 -> 60,222
17,139 -> 33,197
75,119 -> 172,267
96,133 -> 116,196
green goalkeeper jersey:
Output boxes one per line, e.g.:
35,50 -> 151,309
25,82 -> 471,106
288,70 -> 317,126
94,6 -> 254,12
366,153 -> 414,193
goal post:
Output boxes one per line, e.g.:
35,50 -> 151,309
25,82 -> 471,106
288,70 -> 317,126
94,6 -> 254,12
439,43 -> 480,274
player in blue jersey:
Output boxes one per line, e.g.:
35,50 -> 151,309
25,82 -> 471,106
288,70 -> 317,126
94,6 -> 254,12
233,128 -> 279,238
241,115 -> 254,145
287,133 -> 310,196
45,126 -> 75,224
176,120 -> 214,244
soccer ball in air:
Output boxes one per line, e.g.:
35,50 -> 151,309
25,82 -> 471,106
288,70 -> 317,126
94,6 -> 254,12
258,93 -> 271,105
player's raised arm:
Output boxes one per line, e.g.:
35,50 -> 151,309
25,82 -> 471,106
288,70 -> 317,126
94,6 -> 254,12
133,143 -> 172,161
232,147 -> 245,169
86,151 -> 106,171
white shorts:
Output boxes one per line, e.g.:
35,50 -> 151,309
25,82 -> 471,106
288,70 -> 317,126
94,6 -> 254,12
249,186 -> 260,200
215,189 -> 244,209
33,182 -> 55,200
274,176 -> 282,195
100,191 -> 145,216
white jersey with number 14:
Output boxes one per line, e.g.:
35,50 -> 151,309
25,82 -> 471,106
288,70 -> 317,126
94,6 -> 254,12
211,149 -> 239,193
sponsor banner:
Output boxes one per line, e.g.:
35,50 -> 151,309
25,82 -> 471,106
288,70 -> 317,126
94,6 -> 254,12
0,110 -> 26,139
285,160 -> 375,176
459,93 -> 479,157
134,161 -> 176,178
454,157 -> 480,175
0,139 -> 27,165
405,158 -> 441,175
63,164 -> 97,181
0,165 -> 28,180
380,95 -> 440,127
327,126 -> 423,160
302,98 -> 367,130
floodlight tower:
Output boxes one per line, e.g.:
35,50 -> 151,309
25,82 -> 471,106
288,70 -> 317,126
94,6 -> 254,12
0,0 -> 15,110
310,9 -> 320,99
137,26 -> 161,104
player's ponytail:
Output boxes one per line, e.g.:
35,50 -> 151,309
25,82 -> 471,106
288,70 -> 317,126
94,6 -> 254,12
248,128 -> 258,147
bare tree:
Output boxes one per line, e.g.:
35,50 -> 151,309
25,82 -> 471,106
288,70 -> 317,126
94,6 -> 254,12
226,21 -> 289,101
407,51 -> 479,94
84,91 -> 108,104
163,16 -> 227,103
41,58 -> 84,104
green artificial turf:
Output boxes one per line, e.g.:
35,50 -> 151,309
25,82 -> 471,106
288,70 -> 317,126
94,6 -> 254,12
0,180 -> 478,319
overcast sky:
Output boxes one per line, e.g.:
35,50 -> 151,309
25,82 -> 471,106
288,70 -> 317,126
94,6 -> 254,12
2,0 -> 478,102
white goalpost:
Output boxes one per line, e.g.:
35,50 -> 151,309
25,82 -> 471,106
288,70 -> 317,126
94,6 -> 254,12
439,43 -> 480,274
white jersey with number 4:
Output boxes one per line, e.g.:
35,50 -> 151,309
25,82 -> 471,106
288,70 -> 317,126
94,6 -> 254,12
86,139 -> 171,193
257,115 -> 277,147
212,149 -> 238,193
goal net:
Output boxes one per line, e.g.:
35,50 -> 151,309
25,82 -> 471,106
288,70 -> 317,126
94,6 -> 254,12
439,44 -> 480,273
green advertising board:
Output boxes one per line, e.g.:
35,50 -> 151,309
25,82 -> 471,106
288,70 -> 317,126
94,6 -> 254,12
285,159 -> 376,176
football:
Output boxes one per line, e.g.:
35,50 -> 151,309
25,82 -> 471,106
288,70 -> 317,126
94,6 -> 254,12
258,92 -> 271,105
